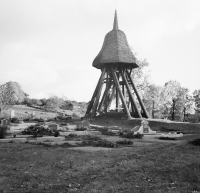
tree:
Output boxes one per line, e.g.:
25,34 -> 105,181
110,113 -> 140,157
31,98 -> 42,107
131,59 -> 151,95
193,90 -> 200,122
40,98 -> 47,107
0,81 -> 27,114
179,88 -> 194,122
45,96 -> 64,111
60,101 -> 74,110
162,80 -> 182,120
193,90 -> 200,113
22,97 -> 33,106
143,84 -> 164,118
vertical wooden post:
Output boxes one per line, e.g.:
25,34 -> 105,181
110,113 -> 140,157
110,68 -> 132,119
126,69 -> 149,118
98,81 -> 112,111
116,73 -> 119,112
121,69 -> 126,112
104,70 -> 109,114
91,68 -> 106,118
108,85 -> 115,108
121,71 -> 142,118
85,69 -> 105,115
98,87 -> 106,111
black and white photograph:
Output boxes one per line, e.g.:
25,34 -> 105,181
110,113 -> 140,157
0,0 -> 200,192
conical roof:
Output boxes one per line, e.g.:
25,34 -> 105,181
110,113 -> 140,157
92,10 -> 138,69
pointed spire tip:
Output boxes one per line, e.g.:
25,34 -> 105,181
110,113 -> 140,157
113,9 -> 119,30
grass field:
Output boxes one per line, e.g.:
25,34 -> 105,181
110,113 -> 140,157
1,122 -> 200,192
1,106 -> 200,192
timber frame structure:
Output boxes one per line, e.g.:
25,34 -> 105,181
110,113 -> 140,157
85,10 -> 149,119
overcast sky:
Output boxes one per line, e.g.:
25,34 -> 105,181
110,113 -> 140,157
0,0 -> 200,102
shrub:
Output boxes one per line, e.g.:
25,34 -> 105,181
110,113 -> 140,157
159,137 -> 177,140
93,139 -> 116,148
54,130 -> 59,137
80,135 -> 116,148
188,139 -> 200,146
75,127 -> 86,131
134,132 -> 144,139
21,123 -> 57,137
159,126 -> 176,132
11,117 -> 20,123
23,118 -> 30,121
100,130 -> 118,136
0,126 -> 7,139
68,133 -> 78,138
60,123 -> 67,126
120,132 -> 143,139
116,139 -> 133,145
33,118 -> 45,122
81,138 -> 116,148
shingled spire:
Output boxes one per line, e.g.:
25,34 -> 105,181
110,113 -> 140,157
113,10 -> 119,30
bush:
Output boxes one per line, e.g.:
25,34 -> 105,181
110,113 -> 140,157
11,117 -> 20,123
21,123 -> 57,137
116,139 -> 133,145
188,139 -> 200,146
54,130 -> 59,137
159,137 -> 177,140
134,132 -> 144,139
75,127 -> 86,131
68,133 -> 78,138
81,138 -> 116,148
80,135 -> 116,148
120,132 -> 143,139
0,126 -> 7,139
33,118 -> 45,122
60,123 -> 67,126
23,118 -> 30,121
100,129 -> 118,136
159,126 -> 176,132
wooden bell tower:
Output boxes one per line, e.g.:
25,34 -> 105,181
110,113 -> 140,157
85,10 -> 149,119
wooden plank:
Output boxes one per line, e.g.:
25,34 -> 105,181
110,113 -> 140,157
110,68 -> 132,119
108,85 -> 115,108
97,86 -> 107,111
91,68 -> 106,118
104,71 -> 109,114
85,69 -> 105,115
126,69 -> 149,118
116,73 -> 119,112
121,70 -> 142,118
98,80 -> 112,111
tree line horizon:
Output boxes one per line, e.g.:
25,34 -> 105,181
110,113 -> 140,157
0,59 -> 200,122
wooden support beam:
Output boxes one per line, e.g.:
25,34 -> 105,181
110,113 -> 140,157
98,87 -> 107,111
116,73 -> 119,112
85,70 -> 104,115
90,68 -> 106,118
121,71 -> 142,118
126,69 -> 149,118
122,78 -> 125,112
98,80 -> 112,112
110,68 -> 132,119
108,85 -> 115,108
104,71 -> 110,114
